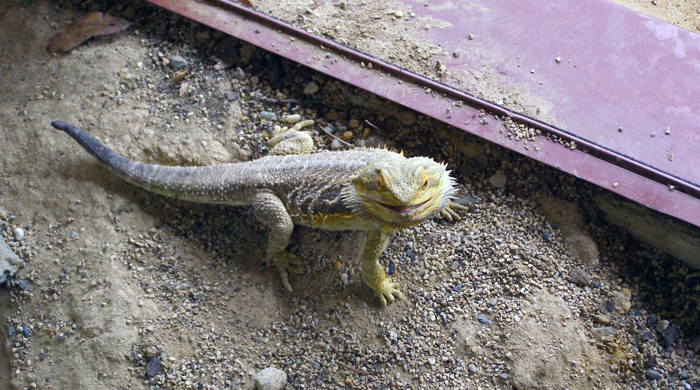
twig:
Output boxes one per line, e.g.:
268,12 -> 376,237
316,125 -> 354,148
337,361 -> 371,375
364,120 -> 381,132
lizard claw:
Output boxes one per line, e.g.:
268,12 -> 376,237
272,252 -> 302,292
440,201 -> 468,222
374,277 -> 404,306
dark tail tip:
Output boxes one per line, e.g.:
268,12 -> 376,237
51,121 -> 72,132
49,120 -> 106,161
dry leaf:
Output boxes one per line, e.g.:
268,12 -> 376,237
171,68 -> 189,84
237,0 -> 254,7
47,12 -> 133,54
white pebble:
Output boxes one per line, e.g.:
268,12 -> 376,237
340,273 -> 349,285
253,367 -> 287,390
284,114 -> 302,124
13,227 -> 24,241
259,111 -> 277,121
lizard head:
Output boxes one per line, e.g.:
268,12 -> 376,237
349,157 -> 457,228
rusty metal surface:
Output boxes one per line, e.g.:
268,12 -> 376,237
144,0 -> 700,227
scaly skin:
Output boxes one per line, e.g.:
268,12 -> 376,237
51,120 -> 465,305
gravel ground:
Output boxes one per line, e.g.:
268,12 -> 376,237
1,1 -> 700,390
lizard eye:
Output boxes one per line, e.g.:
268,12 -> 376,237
422,177 -> 429,190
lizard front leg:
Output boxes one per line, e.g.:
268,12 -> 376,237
251,190 -> 300,292
361,229 -> 404,306
439,201 -> 469,222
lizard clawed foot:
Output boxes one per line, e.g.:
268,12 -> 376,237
373,277 -> 404,306
271,252 -> 302,292
439,201 -> 469,222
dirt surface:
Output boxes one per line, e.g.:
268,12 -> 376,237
613,0 -> 700,32
1,1 -> 700,390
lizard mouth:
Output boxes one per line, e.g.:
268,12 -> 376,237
378,199 -> 430,216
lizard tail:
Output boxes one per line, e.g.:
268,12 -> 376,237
51,121 -> 237,204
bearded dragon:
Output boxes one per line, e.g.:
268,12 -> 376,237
51,120 -> 465,305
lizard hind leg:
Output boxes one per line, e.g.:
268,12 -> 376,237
252,190 -> 302,292
267,120 -> 315,156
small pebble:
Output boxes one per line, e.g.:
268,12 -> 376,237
640,331 -> 655,341
312,361 -> 320,370
169,55 -> 188,69
340,273 -> 349,285
145,356 -> 162,377
468,364 -> 477,373
500,373 -> 509,380
555,57 -> 561,63
477,314 -> 489,324
593,314 -> 611,325
568,267 -> 589,287
489,171 -> 507,188
394,10 -> 404,18
605,300 -> 615,312
332,261 -> 341,270
233,67 -> 246,80
387,262 -> 395,275
22,327 -> 30,338
647,369 -> 661,380
303,81 -> 319,94
427,358 -> 436,366
225,91 -> 238,101
330,139 -> 342,150
284,114 -> 302,124
341,131 -> 353,141
259,111 -> 277,121
661,325 -> 678,346
253,367 -> 287,390
13,227 -> 24,241
453,283 -> 462,292
450,261 -> 459,270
